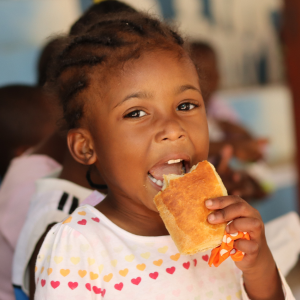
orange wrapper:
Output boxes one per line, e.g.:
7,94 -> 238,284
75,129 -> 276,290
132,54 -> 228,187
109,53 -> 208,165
208,231 -> 250,267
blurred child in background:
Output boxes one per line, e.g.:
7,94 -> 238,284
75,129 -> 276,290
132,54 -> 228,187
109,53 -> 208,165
190,42 -> 271,200
0,85 -> 56,181
0,84 -> 60,300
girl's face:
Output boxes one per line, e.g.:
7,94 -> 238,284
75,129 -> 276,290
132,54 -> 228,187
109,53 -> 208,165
87,50 -> 209,211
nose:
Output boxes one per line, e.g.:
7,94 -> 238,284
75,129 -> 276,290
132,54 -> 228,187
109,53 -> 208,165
155,118 -> 186,143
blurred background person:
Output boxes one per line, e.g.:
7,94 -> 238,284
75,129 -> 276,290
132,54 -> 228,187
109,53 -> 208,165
0,85 -> 56,181
190,41 -> 271,201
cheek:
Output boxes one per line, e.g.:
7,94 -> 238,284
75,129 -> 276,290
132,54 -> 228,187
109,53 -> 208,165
189,116 -> 209,157
93,122 -> 149,184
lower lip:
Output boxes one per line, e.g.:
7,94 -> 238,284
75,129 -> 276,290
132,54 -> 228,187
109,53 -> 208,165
147,175 -> 163,191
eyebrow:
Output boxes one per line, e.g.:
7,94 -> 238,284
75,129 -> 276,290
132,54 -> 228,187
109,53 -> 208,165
114,91 -> 153,109
176,84 -> 201,95
114,84 -> 201,109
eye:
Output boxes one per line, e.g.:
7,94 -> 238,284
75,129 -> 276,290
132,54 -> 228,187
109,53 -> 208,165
124,110 -> 147,118
177,102 -> 197,111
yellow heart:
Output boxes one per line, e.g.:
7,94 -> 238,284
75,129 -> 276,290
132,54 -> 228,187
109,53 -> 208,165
236,290 -> 242,298
63,216 -> 72,224
103,273 -> 113,282
90,272 -> 99,280
153,259 -> 163,266
125,254 -> 135,262
64,245 -> 73,252
158,246 -> 168,253
88,257 -> 95,266
35,266 -> 37,272
47,268 -> 52,275
37,254 -> 44,261
46,256 -> 50,263
136,263 -> 146,271
81,244 -> 90,252
140,252 -> 150,259
170,253 -> 180,261
78,270 -> 87,278
119,268 -> 128,277
98,265 -> 104,274
111,259 -> 118,267
41,267 -> 44,273
54,256 -> 63,264
60,269 -> 70,277
78,211 -> 86,215
70,257 -> 80,265
226,296 -> 232,300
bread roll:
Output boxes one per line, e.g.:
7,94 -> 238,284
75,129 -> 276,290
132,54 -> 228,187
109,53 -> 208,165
154,160 -> 227,255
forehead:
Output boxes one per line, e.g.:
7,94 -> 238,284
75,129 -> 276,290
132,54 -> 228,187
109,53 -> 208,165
88,49 -> 200,106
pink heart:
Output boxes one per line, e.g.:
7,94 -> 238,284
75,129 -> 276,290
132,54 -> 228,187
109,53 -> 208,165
149,272 -> 159,279
92,217 -> 100,222
114,282 -> 123,291
172,289 -> 180,296
183,262 -> 190,269
68,282 -> 78,290
186,285 -> 193,292
202,255 -> 209,262
166,267 -> 175,274
50,281 -> 60,289
156,295 -> 165,300
93,286 -> 106,296
77,219 -> 87,225
193,259 -> 197,266
41,279 -> 46,287
198,280 -> 204,287
209,276 -> 215,283
131,277 -> 141,285
73,231 -> 81,238
85,283 -> 91,291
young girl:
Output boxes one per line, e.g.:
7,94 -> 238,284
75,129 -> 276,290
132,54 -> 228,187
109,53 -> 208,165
34,12 -> 294,300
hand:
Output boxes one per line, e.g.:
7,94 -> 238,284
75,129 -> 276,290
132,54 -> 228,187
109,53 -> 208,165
231,138 -> 268,162
215,145 -> 267,200
205,196 -> 284,300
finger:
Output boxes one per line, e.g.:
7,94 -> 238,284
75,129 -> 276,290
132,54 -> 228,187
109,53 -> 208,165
216,144 -> 233,174
205,195 -> 243,210
226,217 -> 263,239
207,201 -> 255,224
234,239 -> 259,257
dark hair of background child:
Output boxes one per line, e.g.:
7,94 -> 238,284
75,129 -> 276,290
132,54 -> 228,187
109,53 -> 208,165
0,85 -> 55,177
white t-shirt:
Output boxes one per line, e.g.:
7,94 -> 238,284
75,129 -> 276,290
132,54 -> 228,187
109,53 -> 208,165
34,199 -> 295,300
0,154 -> 61,300
12,176 -> 101,296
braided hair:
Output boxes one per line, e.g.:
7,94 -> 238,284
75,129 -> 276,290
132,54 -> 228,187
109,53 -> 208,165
47,12 -> 187,130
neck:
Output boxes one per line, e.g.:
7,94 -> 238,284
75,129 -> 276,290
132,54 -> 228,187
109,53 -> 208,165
96,192 -> 169,237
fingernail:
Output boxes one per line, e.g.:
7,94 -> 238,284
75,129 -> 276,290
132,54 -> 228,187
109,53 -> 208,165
225,225 -> 229,232
208,214 -> 215,222
205,200 -> 213,207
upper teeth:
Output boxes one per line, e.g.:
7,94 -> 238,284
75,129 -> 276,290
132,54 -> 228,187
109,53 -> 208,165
167,159 -> 182,164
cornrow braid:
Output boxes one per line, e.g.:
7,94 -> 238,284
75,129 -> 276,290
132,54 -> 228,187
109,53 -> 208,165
86,19 -> 145,36
56,54 -> 106,78
47,12 -> 188,130
59,35 -> 124,59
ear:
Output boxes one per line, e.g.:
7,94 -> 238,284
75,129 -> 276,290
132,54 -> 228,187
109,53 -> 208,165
67,128 -> 96,165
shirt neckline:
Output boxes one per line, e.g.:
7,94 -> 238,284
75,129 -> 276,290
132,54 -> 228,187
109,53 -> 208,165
82,204 -> 172,243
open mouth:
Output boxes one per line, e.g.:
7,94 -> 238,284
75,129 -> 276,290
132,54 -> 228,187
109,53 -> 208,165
148,158 -> 190,188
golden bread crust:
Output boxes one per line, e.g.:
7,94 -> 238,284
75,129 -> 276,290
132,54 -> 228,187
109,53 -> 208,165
154,161 -> 227,255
